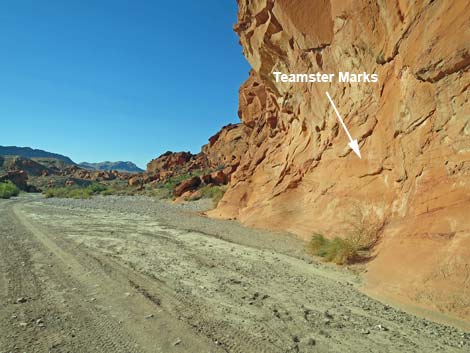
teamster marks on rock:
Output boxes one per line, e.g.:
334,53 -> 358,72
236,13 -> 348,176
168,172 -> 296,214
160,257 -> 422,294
272,71 -> 379,83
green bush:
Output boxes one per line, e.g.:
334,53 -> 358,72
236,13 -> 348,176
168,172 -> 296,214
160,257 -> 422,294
100,187 -> 118,196
308,234 -> 356,265
0,181 -> 20,199
44,187 -> 91,199
188,185 -> 226,206
308,234 -> 328,254
87,183 -> 107,193
44,182 -> 109,199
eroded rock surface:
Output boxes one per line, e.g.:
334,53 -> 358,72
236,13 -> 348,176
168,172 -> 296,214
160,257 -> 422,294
207,0 -> 470,321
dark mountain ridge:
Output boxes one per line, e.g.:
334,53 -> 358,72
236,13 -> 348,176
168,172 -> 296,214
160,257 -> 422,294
0,146 -> 76,165
79,161 -> 143,173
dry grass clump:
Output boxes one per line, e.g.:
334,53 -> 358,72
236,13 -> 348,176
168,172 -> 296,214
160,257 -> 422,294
308,205 -> 384,265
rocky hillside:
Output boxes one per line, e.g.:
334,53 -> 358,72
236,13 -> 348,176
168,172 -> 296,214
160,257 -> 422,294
79,161 -> 144,173
205,0 -> 469,322
0,146 -> 76,165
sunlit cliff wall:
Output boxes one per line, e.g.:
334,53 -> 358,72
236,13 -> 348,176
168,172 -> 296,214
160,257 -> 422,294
208,0 -> 470,320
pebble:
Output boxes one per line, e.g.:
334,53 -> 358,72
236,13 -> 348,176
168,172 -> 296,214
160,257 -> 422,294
376,324 -> 389,331
172,338 -> 182,346
16,297 -> 28,304
145,314 -> 154,319
306,337 -> 316,346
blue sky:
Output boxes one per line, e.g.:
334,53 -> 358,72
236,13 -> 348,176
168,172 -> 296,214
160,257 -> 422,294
0,0 -> 250,168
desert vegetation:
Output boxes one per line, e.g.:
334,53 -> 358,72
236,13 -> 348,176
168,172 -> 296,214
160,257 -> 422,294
188,184 -> 226,206
44,182 -> 109,199
156,173 -> 199,198
308,205 -> 384,265
0,181 -> 20,199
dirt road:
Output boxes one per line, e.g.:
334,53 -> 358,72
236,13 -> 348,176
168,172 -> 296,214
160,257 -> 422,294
0,196 -> 468,353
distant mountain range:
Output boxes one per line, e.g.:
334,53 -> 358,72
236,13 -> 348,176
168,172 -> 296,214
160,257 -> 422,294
79,161 -> 144,173
0,145 -> 143,173
0,145 -> 76,165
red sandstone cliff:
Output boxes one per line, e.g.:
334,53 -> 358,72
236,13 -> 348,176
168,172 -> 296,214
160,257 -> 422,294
207,0 -> 470,322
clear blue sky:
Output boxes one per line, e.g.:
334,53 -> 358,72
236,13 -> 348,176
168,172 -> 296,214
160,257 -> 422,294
0,0 -> 250,168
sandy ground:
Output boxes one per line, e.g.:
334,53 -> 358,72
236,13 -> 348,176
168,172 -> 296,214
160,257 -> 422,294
0,195 -> 469,353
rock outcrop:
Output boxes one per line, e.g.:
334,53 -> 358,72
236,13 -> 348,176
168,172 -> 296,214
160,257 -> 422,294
207,0 -> 470,321
4,157 -> 53,176
202,124 -> 250,170
147,151 -> 206,174
174,176 -> 202,197
0,170 -> 29,190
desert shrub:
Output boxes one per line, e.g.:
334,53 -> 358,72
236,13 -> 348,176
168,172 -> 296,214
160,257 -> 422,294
44,187 -> 91,199
0,181 -> 20,199
308,234 -> 328,254
142,187 -> 175,199
211,186 -> 226,206
87,182 -> 107,194
308,205 -> 384,265
322,238 -> 356,264
308,234 -> 352,264
44,182 -> 109,199
100,187 -> 121,196
189,185 -> 226,206
348,206 -> 383,249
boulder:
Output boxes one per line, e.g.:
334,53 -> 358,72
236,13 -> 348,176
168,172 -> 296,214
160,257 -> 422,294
174,176 -> 201,197
143,173 -> 158,184
128,175 -> 143,187
201,174 -> 213,185
210,170 -> 228,185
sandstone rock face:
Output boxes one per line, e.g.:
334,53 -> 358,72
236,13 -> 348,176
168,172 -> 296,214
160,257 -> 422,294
147,151 -> 204,173
128,175 -> 143,187
143,139 -> 247,190
174,176 -> 201,197
208,0 -> 470,321
202,124 -> 250,170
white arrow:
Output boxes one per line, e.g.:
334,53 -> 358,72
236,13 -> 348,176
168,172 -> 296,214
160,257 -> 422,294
325,91 -> 362,159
